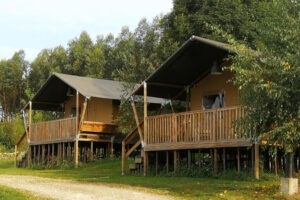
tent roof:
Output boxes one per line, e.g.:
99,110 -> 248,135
132,36 -> 233,100
28,73 -> 126,110
28,73 -> 163,111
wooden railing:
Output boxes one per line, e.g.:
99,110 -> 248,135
29,117 -> 76,144
145,106 -> 249,145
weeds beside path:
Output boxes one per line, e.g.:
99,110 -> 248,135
0,175 -> 175,200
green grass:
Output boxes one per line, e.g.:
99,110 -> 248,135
0,185 -> 49,200
0,157 -> 297,200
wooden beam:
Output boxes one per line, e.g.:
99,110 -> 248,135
237,148 -> 240,173
42,144 -> 45,163
79,98 -> 87,129
90,142 -> 93,161
29,101 -> 32,143
131,98 -> 144,142
188,149 -> 191,169
125,140 -> 141,157
254,143 -> 259,179
121,141 -> 125,175
214,148 -> 218,176
14,145 -> 17,167
166,151 -> 169,174
148,82 -> 185,89
143,82 -> 147,147
155,152 -> 158,176
174,150 -> 178,173
75,90 -> 79,168
143,151 -> 148,176
78,138 -> 110,143
223,148 -> 226,171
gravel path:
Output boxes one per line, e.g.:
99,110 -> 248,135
0,175 -> 175,200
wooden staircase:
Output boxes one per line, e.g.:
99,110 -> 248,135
121,121 -> 143,175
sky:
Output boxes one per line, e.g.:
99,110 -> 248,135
0,0 -> 173,62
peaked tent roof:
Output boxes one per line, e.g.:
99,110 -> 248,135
29,73 -> 126,111
28,73 -> 163,111
132,36 -> 233,100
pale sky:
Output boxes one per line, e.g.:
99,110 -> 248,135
0,0 -> 173,61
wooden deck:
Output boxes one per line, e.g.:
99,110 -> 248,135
29,117 -> 118,145
144,106 -> 251,151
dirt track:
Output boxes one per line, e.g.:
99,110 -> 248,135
0,175 -> 175,200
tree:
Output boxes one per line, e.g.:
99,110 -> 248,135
222,0 -> 300,178
0,51 -> 28,119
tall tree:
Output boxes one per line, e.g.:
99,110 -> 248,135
0,50 -> 28,118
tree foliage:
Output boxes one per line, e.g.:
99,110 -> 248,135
224,0 -> 300,150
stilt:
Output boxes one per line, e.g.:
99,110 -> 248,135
42,144 -> 45,163
33,145 -> 36,163
254,143 -> 260,179
223,148 -> 226,171
90,142 -> 94,161
214,148 -> 218,175
37,145 -> 41,163
121,141 -> 125,175
143,151 -> 148,176
188,150 -> 191,169
27,145 -> 32,167
166,151 -> 169,174
75,140 -> 79,167
47,144 -> 50,161
198,149 -> 201,168
68,142 -> 71,161
155,152 -> 158,176
174,150 -> 178,173
237,148 -> 240,173
52,143 -> 55,158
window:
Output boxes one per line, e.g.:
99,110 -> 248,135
70,107 -> 81,117
202,93 -> 224,109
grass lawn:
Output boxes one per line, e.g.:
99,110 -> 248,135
0,185 -> 51,200
0,157 -> 298,200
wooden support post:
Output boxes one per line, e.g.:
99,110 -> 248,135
214,148 -> 218,176
121,141 -> 125,175
52,143 -> 55,158
47,144 -> 50,161
33,145 -> 36,163
131,98 -> 143,143
27,146 -> 32,167
62,143 -> 65,161
75,90 -> 79,168
90,142 -> 94,161
237,148 -> 240,173
254,143 -> 260,179
83,144 -> 87,163
68,142 -> 71,161
28,101 -> 32,142
174,150 -> 178,173
155,152 -> 158,176
42,144 -> 45,163
37,145 -> 41,163
14,145 -> 18,167
188,150 -> 191,169
143,151 -> 148,176
166,151 -> 169,174
198,149 -> 201,168
223,148 -> 226,172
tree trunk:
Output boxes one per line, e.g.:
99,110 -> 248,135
285,152 -> 294,178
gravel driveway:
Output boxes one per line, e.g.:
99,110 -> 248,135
0,175 -> 175,200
